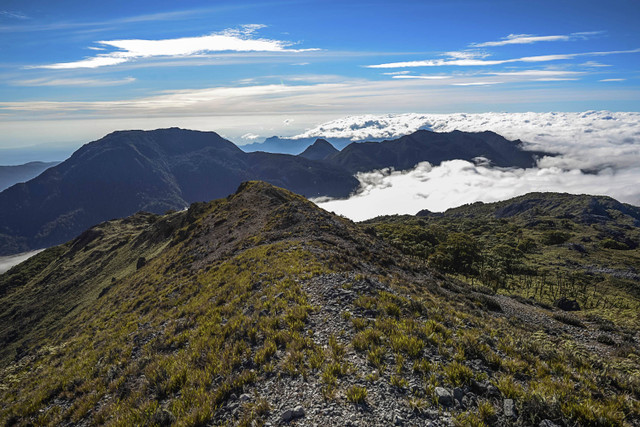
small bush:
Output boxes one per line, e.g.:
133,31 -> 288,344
324,361 -> 347,379
351,317 -> 368,331
475,295 -> 502,312
389,333 -> 424,359
540,230 -> 571,245
600,238 -> 629,250
367,346 -> 385,368
352,329 -> 382,352
596,334 -> 615,346
413,358 -> 433,376
254,340 -> 277,365
552,313 -> 584,328
390,375 -> 408,389
346,385 -> 367,403
328,335 -> 346,359
494,374 -> 523,399
384,302 -> 401,317
444,361 -> 474,387
477,399 -> 497,422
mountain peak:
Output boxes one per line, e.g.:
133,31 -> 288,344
90,127 -> 240,156
298,138 -> 339,161
0,129 -> 358,255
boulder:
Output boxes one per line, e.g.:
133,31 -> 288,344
434,387 -> 454,407
281,406 -> 305,422
503,398 -> 516,418
453,387 -> 465,404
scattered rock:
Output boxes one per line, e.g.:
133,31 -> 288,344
462,393 -> 477,408
471,379 -> 488,395
281,405 -> 305,422
239,393 -> 251,403
434,387 -> 454,407
453,387 -> 464,404
487,384 -> 500,398
539,420 -> 560,427
554,297 -> 580,311
503,398 -> 516,418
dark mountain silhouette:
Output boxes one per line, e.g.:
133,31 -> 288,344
298,139 -> 339,161
326,129 -> 547,173
241,136 -> 352,155
0,128 -> 357,255
0,127 -> 549,255
0,161 -> 60,191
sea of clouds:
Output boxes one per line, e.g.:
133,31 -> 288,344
303,111 -> 640,220
0,249 -> 44,274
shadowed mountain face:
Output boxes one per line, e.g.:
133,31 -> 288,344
0,128 -> 358,254
0,161 -> 60,191
327,129 -> 545,173
1,182 -> 638,426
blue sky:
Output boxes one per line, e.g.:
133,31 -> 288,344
0,0 -> 639,153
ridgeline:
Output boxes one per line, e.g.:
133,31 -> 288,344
1,182 -> 638,426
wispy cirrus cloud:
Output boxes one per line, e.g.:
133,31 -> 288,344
30,25 -> 318,69
0,10 -> 29,20
0,6 -> 254,33
13,76 -> 136,87
581,61 -> 611,67
366,48 -> 640,68
451,81 -> 502,86
441,51 -> 490,60
488,70 -> 583,77
471,31 -> 604,47
600,78 -> 626,82
382,71 -> 411,75
392,75 -> 451,80
379,69 -> 580,86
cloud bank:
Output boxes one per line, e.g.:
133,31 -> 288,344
315,160 -> 640,220
293,111 -> 640,170
0,249 -> 44,274
299,111 -> 640,219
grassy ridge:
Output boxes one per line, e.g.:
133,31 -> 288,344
1,185 -> 639,425
366,193 -> 640,315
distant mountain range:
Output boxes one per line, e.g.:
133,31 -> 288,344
0,161 -> 60,191
0,127 -> 547,255
240,136 -> 352,154
326,129 -> 544,173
